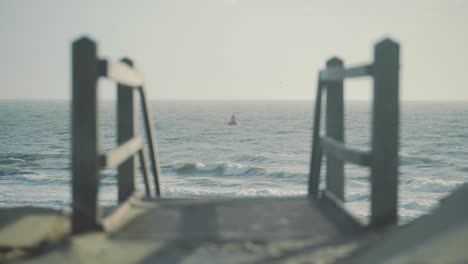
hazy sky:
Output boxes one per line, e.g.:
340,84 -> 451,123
1,0 -> 467,100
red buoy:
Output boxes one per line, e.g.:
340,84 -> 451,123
228,114 -> 237,125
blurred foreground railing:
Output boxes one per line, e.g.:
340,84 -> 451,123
308,38 -> 400,228
72,37 -> 162,234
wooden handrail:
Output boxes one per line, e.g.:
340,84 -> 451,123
99,59 -> 144,87
345,65 -> 373,78
320,136 -> 371,167
72,36 -> 162,234
319,67 -> 344,81
100,137 -> 144,169
308,38 -> 400,229
319,64 -> 372,81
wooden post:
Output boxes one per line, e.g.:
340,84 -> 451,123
325,57 -> 345,201
117,58 -> 137,203
72,37 -> 100,233
308,78 -> 323,197
370,39 -> 400,228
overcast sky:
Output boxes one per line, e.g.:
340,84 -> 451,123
1,0 -> 467,100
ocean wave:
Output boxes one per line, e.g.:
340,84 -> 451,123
0,153 -> 67,163
0,167 -> 36,177
0,168 -> 65,185
0,198 -> 70,210
400,155 -> 458,168
167,128 -> 187,132
163,186 -> 305,198
410,178 -> 463,193
400,155 -> 438,166
345,200 -> 433,225
164,137 -> 180,142
0,157 -> 26,165
164,161 -> 259,176
232,154 -> 269,163
400,200 -> 437,212
163,161 -> 307,179
18,172 -> 50,181
346,192 -> 369,202
269,171 -> 307,180
398,208 -> 427,224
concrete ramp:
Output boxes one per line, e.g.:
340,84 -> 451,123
112,197 -> 362,241
5,188 -> 468,263
12,197 -> 366,263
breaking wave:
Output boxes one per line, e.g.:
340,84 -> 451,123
163,161 -> 307,179
163,186 -> 305,198
410,178 -> 463,193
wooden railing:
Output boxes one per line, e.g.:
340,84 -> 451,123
72,37 -> 162,234
308,38 -> 400,228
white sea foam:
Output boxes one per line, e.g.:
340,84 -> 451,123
410,178 -> 463,193
400,200 -> 437,212
8,158 -> 26,162
346,192 -> 369,202
162,186 -> 305,198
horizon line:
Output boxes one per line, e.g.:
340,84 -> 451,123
1,98 -> 468,102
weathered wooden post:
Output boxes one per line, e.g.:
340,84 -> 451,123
72,37 -> 100,233
117,58 -> 137,203
370,39 -> 400,228
325,57 -> 345,201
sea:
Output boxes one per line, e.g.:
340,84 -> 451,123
1,100 -> 467,224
